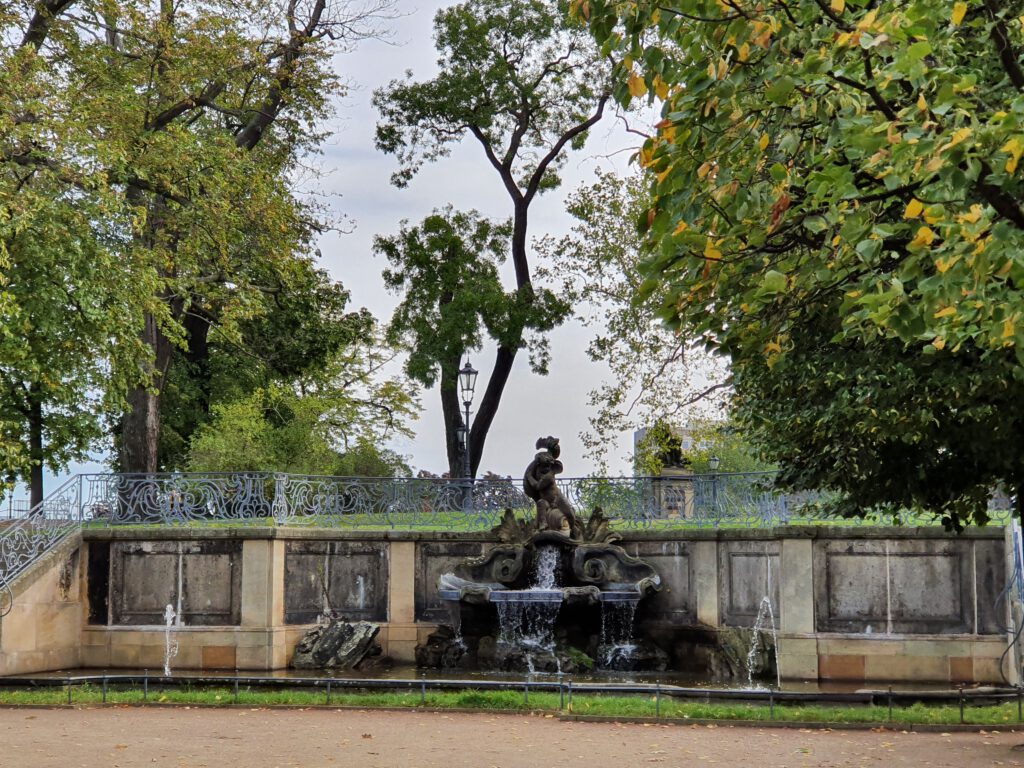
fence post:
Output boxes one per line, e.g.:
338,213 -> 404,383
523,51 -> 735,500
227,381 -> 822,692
272,474 -> 288,525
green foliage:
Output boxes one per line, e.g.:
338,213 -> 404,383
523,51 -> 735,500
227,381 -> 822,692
6,683 -> 1024,727
1,1 -> 392,486
0,179 -> 153,495
378,208 -> 568,386
373,0 -> 609,191
187,376 -> 414,479
158,262 -> 374,470
538,171 -> 729,469
579,0 -> 1024,525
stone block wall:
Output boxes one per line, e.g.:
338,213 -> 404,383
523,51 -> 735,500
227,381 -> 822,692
0,525 -> 1010,683
0,536 -> 83,675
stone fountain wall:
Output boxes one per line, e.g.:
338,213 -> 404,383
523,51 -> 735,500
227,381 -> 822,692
1,525 -> 1008,683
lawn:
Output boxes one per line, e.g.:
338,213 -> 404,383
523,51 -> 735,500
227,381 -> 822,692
2,684 -> 1022,727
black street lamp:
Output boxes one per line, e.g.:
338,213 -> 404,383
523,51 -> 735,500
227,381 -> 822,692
458,360 -> 478,479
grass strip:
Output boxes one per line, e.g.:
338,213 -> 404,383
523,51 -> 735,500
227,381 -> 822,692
1,685 -> 1023,726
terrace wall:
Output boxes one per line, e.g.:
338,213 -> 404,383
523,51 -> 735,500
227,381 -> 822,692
2,525 -> 1012,684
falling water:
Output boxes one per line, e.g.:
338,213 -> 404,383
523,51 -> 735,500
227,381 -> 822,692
532,546 -> 560,588
747,547 -> 781,689
493,546 -> 564,673
599,599 -> 639,667
163,603 -> 179,677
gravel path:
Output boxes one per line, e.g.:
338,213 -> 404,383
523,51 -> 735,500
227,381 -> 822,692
4,707 -> 1024,767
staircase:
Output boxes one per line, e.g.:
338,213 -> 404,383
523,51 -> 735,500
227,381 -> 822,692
0,476 -> 83,593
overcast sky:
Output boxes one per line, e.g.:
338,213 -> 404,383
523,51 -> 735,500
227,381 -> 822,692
32,0 -> 648,501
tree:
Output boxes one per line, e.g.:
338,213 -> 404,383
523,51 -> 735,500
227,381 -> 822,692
104,0 -> 392,475
187,331 -> 418,477
157,262 -> 372,470
186,388 -> 412,478
537,171 -> 729,470
2,1 -> 394,480
377,208 -> 566,478
1,4 -> 155,504
0,187 -> 151,506
373,0 -> 610,477
580,0 -> 1024,525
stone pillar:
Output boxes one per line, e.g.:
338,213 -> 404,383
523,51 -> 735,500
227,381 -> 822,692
238,538 -> 286,670
387,540 -> 419,662
1003,525 -> 1021,685
693,540 -> 719,627
777,536 -> 818,680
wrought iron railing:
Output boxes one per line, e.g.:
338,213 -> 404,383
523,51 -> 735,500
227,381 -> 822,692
0,475 -> 84,586
1,471 -> 1016,592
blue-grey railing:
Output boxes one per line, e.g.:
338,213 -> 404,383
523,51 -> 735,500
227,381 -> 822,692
0,471 -> 1016,591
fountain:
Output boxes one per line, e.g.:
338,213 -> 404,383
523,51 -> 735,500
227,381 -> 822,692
421,437 -> 667,673
162,603 -> 179,677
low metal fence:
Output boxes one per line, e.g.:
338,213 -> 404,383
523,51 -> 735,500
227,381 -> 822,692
10,471 -> 1020,531
1,471 -> 1016,591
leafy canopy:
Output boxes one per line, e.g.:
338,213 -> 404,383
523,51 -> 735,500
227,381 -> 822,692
579,0 -> 1024,524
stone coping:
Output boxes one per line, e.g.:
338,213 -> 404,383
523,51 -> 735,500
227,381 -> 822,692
81,524 -> 1005,542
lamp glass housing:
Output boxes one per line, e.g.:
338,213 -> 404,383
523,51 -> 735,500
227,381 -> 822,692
459,361 -> 478,404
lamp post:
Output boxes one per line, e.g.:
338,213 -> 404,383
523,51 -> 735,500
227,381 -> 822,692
458,360 -> 478,479
708,455 -> 721,521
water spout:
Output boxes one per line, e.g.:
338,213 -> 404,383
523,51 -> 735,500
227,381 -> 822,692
163,603 -> 179,677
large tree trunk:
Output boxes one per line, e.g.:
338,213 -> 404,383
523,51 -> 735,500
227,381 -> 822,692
28,382 -> 43,510
440,356 -> 466,478
120,310 -> 175,473
468,345 -> 516,477
461,200 -> 530,478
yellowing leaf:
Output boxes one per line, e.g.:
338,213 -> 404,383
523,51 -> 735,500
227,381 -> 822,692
831,0 -> 845,12
935,255 -> 959,273
911,226 -> 936,247
697,161 -> 713,179
934,306 -> 957,318
932,337 -> 946,350
738,43 -> 750,62
653,75 -> 669,100
857,9 -> 878,30
627,72 -> 648,98
917,92 -> 928,112
959,204 -> 983,223
951,1 -> 967,25
939,127 -> 972,153
1003,316 -> 1016,339
924,206 -> 944,224
704,238 -> 722,260
759,134 -> 770,151
1002,137 -> 1023,173
717,58 -> 729,80
673,220 -> 689,235
904,198 -> 924,219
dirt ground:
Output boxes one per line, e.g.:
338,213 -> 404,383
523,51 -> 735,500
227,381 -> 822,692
4,707 -> 1024,768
